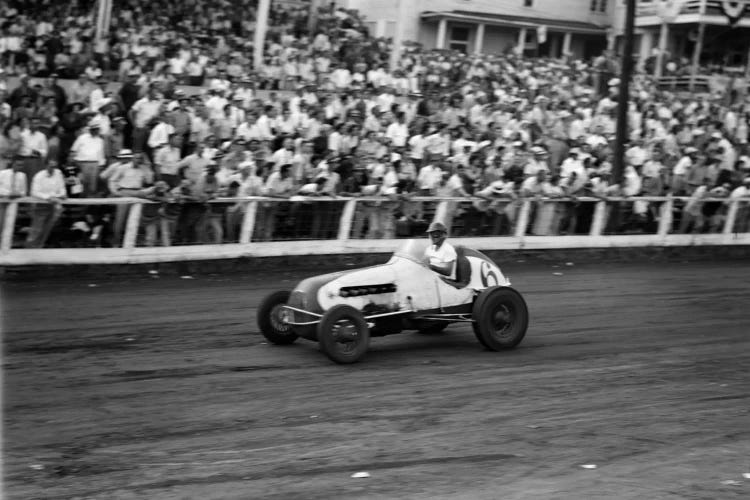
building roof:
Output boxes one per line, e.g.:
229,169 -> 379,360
421,10 -> 609,34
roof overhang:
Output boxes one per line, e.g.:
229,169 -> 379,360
421,10 -> 609,35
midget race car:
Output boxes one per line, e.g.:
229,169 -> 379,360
257,240 -> 529,364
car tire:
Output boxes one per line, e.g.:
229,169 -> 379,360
257,290 -> 298,345
317,305 -> 370,364
417,322 -> 448,334
472,287 -> 528,351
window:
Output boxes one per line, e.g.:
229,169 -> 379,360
524,0 -> 533,6
590,0 -> 608,12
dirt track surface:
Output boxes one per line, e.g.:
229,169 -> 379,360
3,260 -> 750,499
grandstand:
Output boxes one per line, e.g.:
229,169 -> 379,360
0,0 -> 748,254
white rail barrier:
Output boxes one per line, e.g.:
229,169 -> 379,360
1,195 -> 749,266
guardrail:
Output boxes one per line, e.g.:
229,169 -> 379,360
1,195 -> 749,265
656,75 -> 712,92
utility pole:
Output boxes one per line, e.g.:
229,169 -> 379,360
613,0 -> 636,186
253,0 -> 271,71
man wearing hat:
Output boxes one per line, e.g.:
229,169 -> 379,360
525,146 -> 550,178
107,150 -> 154,245
69,119 -> 106,196
423,221 -> 457,279
672,146 -> 699,195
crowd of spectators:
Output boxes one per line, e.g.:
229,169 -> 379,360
1,1 -> 750,248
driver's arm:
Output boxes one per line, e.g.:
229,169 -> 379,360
428,259 -> 455,277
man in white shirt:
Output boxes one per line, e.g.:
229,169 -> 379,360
148,114 -> 176,152
204,88 -> 229,121
559,149 -> 586,181
27,161 -> 67,248
524,146 -> 550,177
0,158 -> 28,234
0,158 -> 27,198
256,106 -> 278,140
330,64 -> 352,90
423,221 -> 457,279
70,121 -> 107,196
269,137 -> 296,171
416,154 -> 444,195
19,117 -> 49,180
154,134 -> 183,187
385,112 -> 409,148
129,86 -> 163,152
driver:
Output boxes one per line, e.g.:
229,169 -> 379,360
423,221 -> 457,279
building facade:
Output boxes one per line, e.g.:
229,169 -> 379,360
335,0 -> 614,60
612,0 -> 750,74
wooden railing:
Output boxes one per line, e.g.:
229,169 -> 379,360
1,195 -> 749,265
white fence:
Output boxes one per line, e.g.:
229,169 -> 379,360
1,195 -> 749,266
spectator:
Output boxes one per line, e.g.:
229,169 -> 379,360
69,120 -> 107,196
27,159 -> 66,248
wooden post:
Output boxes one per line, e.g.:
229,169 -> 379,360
122,202 -> 142,249
657,197 -> 674,237
723,199 -> 739,236
1,201 -> 18,251
240,201 -> 258,244
589,201 -> 607,236
337,199 -> 357,241
514,200 -> 531,238
433,201 -> 449,226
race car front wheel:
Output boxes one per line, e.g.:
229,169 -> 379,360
472,287 -> 528,351
257,290 -> 298,345
317,305 -> 370,364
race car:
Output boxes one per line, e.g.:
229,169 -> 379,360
256,239 -> 529,364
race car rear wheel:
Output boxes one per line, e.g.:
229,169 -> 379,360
257,290 -> 298,345
472,287 -> 528,351
317,305 -> 370,364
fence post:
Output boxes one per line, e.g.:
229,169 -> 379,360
433,201 -> 449,225
122,202 -> 142,249
514,199 -> 531,238
723,199 -> 739,236
240,201 -> 257,244
657,197 -> 673,237
337,199 -> 357,241
1,201 -> 19,251
589,201 -> 607,236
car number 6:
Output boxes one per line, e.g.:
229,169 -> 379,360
480,261 -> 499,287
